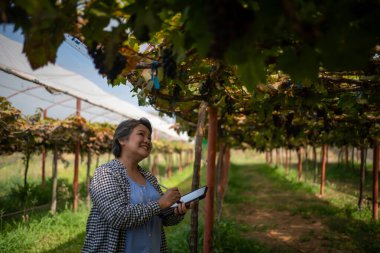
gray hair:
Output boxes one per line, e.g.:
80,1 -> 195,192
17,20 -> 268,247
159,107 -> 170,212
112,118 -> 152,158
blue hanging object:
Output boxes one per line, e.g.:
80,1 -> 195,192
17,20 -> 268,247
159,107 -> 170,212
151,61 -> 160,90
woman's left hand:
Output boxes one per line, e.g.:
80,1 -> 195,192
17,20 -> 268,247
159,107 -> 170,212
174,202 -> 194,215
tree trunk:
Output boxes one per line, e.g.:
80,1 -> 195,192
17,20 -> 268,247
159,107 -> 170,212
351,146 -> 355,170
167,154 -> 172,178
297,147 -> 302,182
190,101 -> 207,253
338,147 -> 343,166
269,150 -> 273,164
320,144 -> 327,196
285,149 -> 289,175
218,144 -> 230,221
372,140 -> 379,220
313,146 -> 318,184
86,150 -> 92,208
203,106 -> 217,253
222,146 -> 231,197
96,155 -> 100,168
73,141 -> 80,212
179,152 -> 183,173
23,152 -> 31,190
51,146 -> 58,214
358,147 -> 366,210
276,148 -> 280,166
41,146 -> 46,190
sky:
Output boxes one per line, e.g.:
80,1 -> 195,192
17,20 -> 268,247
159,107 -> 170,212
0,24 -> 161,116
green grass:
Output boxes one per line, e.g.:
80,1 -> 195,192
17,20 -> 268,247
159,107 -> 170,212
0,206 -> 88,253
1,150 -> 379,252
224,152 -> 380,253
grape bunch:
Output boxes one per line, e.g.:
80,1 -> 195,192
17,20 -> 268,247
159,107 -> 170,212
162,47 -> 177,79
173,85 -> 181,101
200,78 -> 212,97
225,96 -> 234,114
88,43 -> 127,83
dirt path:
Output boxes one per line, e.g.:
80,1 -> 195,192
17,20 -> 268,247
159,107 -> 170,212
225,163 -> 355,253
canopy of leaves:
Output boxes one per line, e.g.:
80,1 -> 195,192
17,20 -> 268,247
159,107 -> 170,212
1,0 -> 380,150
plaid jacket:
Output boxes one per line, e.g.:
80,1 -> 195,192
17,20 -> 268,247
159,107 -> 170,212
82,159 -> 184,253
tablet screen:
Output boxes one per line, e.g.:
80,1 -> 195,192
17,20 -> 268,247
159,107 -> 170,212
170,186 -> 208,208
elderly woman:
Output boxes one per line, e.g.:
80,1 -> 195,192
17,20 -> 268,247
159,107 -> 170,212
82,118 -> 189,253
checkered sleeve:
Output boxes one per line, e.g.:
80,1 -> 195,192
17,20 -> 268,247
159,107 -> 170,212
90,166 -> 161,229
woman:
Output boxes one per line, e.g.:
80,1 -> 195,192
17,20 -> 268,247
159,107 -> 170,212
82,118 -> 190,253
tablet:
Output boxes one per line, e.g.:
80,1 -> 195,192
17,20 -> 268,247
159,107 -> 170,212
159,186 -> 208,217
170,186 -> 208,208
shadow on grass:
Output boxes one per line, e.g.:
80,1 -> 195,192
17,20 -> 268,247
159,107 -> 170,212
41,232 -> 85,253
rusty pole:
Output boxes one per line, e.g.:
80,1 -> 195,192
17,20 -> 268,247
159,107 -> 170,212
320,144 -> 327,196
203,106 -> 217,253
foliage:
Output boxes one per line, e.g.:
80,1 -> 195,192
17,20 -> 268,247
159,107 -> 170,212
1,1 -> 380,152
2,0 -> 380,84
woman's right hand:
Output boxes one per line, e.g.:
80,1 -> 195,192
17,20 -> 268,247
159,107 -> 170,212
158,187 -> 181,209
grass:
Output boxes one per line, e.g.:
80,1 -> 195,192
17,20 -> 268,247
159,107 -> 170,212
223,150 -> 380,253
1,150 -> 379,252
0,151 -> 198,253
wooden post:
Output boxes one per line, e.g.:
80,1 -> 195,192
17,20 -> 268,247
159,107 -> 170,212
203,106 -> 217,253
297,147 -> 303,182
218,144 -> 230,221
216,143 -> 227,221
41,109 -> 47,190
285,148 -> 289,175
190,101 -> 207,253
320,144 -> 327,196
73,98 -> 81,212
373,140 -> 379,220
86,150 -> 92,208
313,146 -> 318,184
168,154 -> 172,178
51,145 -> 58,214
179,152 -> 183,172
276,148 -> 280,166
223,145 -> 231,195
41,146 -> 46,190
358,147 -> 366,210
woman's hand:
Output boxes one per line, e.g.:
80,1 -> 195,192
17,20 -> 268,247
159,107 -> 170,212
174,201 -> 194,215
158,187 -> 181,209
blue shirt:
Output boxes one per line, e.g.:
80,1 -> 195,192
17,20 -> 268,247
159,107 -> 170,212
125,178 -> 162,253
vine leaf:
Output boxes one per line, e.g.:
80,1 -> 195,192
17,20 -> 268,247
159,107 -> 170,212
236,55 -> 266,92
277,45 -> 319,84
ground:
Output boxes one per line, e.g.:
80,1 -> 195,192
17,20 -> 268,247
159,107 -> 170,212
224,161 -> 359,253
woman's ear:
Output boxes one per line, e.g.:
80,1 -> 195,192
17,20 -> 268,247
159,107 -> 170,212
118,138 -> 127,146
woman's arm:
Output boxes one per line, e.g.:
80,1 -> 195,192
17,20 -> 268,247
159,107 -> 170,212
90,166 -> 161,229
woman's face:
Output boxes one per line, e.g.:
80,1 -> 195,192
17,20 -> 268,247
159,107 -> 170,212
119,124 -> 152,159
